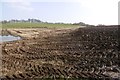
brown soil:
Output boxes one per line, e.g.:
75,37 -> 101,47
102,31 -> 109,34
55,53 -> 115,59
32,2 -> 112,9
1,26 -> 120,79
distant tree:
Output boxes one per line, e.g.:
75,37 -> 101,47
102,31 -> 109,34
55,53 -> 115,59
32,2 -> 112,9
79,22 -> 86,26
73,22 -> 86,26
97,24 -> 105,27
2,20 -> 8,24
28,18 -> 31,22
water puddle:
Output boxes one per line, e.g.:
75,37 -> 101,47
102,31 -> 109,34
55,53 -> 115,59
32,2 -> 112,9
0,35 -> 21,42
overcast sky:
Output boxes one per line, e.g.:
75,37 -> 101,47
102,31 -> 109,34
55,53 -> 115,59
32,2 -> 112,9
0,0 -> 119,25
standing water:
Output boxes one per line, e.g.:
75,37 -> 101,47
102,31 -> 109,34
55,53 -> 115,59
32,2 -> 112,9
0,35 -> 21,42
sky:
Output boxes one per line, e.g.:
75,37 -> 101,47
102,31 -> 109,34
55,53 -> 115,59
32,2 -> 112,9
0,0 -> 119,25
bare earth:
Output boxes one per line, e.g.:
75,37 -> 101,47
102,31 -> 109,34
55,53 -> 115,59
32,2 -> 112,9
1,26 -> 120,79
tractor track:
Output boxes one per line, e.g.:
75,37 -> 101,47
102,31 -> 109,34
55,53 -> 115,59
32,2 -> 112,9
1,26 -> 120,79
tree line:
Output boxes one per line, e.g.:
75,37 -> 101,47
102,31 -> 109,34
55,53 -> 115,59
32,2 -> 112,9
1,19 -> 42,24
0,18 -> 96,27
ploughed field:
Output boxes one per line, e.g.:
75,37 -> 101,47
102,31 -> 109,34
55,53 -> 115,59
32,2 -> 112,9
1,26 -> 120,79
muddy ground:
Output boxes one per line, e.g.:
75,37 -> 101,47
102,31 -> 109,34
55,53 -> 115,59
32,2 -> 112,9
1,28 -> 75,38
1,26 -> 120,79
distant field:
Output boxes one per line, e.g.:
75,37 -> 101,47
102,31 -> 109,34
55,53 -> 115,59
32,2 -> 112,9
1,22 -> 80,29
